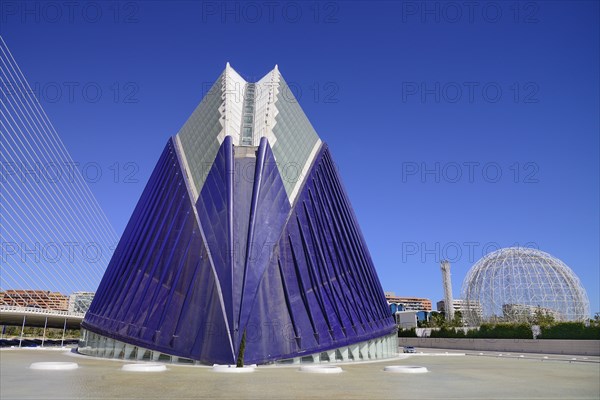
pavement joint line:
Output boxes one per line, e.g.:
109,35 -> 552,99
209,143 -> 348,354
463,352 -> 600,363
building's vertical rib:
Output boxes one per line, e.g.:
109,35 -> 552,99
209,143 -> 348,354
277,259 -> 301,347
224,135 -> 235,342
288,235 -> 320,344
238,137 -> 267,337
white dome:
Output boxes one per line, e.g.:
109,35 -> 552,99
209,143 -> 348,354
461,247 -> 589,325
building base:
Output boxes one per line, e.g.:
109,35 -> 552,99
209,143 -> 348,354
78,329 -> 398,366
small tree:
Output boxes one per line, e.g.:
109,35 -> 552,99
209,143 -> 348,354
590,312 -> 600,327
450,310 -> 463,327
532,307 -> 555,327
236,331 -> 246,367
430,311 -> 447,328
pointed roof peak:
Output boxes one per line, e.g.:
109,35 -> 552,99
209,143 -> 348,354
177,63 -> 320,201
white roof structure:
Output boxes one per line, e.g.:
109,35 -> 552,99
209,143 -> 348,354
175,63 -> 322,204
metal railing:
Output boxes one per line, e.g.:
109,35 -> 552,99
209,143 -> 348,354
0,305 -> 85,318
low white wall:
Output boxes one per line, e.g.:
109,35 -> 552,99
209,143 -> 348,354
398,337 -> 600,356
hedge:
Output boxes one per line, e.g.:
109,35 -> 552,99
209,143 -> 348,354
397,328 -> 417,337
429,322 -> 600,340
538,323 -> 600,340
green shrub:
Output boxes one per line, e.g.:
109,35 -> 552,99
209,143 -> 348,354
428,321 -> 600,340
397,328 -> 417,337
539,322 -> 600,340
430,327 -> 466,338
467,323 -> 531,339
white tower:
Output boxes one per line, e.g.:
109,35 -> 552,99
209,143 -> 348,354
441,260 -> 454,321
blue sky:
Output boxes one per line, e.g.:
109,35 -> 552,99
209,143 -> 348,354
2,1 -> 598,313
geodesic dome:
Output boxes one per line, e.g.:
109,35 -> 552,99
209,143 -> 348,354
461,247 -> 589,325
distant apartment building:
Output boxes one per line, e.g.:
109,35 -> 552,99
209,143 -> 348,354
437,299 -> 483,320
502,303 -> 562,321
68,292 -> 95,314
385,292 -> 432,312
0,290 -> 68,310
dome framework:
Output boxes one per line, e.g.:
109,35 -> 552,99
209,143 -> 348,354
461,247 -> 589,325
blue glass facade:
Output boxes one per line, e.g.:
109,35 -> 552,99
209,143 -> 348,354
81,66 -> 395,365
82,137 -> 395,365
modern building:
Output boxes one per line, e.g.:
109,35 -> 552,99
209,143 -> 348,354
437,299 -> 483,324
68,292 -> 95,314
389,302 -> 405,314
436,299 -> 481,315
394,311 -> 418,329
0,290 -> 68,311
502,304 -> 561,321
79,64 -> 396,365
385,292 -> 432,312
416,310 -> 430,323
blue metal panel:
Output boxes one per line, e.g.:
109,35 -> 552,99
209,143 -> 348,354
83,138 -> 235,364
242,143 -> 396,364
83,138 -> 394,365
231,152 -> 255,341
195,136 -> 235,339
236,138 -> 291,350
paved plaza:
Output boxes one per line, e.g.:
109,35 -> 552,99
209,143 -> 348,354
1,347 -> 598,399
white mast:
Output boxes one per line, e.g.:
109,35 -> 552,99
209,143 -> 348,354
441,260 -> 454,321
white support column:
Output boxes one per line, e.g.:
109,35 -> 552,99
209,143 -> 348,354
60,318 -> 67,347
152,351 -> 160,361
341,346 -> 349,361
90,332 -> 99,356
359,342 -> 368,360
368,341 -> 375,360
105,338 -> 115,358
124,344 -> 135,360
383,336 -> 392,358
113,341 -> 125,359
136,348 -> 146,360
99,336 -> 107,357
41,316 -> 48,348
327,350 -> 335,363
350,344 -> 359,361
19,315 -> 26,348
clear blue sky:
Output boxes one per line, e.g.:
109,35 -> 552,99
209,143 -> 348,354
2,1 -> 598,314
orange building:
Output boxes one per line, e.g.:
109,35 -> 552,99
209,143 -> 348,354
384,292 -> 432,311
0,290 -> 69,311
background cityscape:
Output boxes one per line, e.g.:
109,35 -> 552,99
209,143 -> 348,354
1,1 -> 598,317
